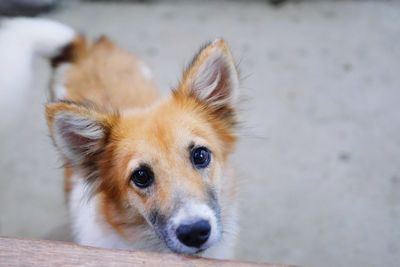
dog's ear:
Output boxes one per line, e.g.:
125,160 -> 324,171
46,102 -> 116,168
176,39 -> 239,119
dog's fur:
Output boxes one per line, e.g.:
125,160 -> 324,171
3,18 -> 240,259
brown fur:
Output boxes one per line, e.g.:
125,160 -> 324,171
53,36 -> 158,110
46,36 -> 238,246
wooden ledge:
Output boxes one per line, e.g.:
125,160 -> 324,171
0,236 -> 294,267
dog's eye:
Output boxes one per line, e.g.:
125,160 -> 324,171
131,165 -> 154,188
191,146 -> 211,169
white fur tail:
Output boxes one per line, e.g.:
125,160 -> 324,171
0,18 -> 76,128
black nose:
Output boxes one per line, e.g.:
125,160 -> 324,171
176,220 -> 211,248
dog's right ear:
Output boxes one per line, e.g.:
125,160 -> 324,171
178,39 -> 239,107
46,102 -> 116,167
175,39 -> 239,126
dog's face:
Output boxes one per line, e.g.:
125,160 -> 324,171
47,39 -> 239,254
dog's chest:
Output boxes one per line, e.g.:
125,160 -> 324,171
68,175 -> 138,250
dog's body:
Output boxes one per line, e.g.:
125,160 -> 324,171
3,18 -> 240,259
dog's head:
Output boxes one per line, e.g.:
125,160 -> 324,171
47,39 -> 239,254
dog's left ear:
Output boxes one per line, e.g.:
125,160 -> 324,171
177,39 -> 239,116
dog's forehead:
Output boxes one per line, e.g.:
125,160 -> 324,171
117,103 -> 217,151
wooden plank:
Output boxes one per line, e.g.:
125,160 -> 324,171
0,237 -> 294,267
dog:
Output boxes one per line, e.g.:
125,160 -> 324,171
2,18 -> 240,259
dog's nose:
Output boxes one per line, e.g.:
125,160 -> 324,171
176,220 -> 211,248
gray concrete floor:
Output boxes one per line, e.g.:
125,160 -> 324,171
1,1 -> 400,266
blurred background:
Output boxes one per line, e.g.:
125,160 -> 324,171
0,0 -> 399,266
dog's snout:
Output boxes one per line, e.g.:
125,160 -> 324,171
176,220 -> 211,248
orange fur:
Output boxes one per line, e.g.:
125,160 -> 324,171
46,35 -> 239,256
53,36 -> 159,110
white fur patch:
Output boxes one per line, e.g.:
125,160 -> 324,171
139,62 -> 153,80
1,17 -> 75,57
69,175 -> 132,249
0,18 -> 75,128
51,63 -> 71,100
